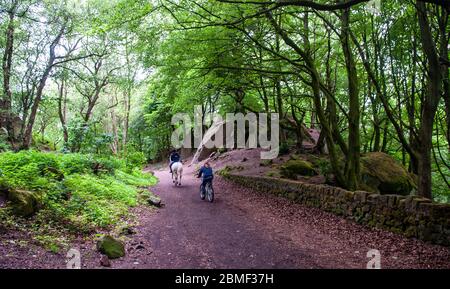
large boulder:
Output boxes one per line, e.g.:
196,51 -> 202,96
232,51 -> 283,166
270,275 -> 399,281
361,152 -> 416,195
280,159 -> 317,179
97,235 -> 125,259
7,189 -> 42,217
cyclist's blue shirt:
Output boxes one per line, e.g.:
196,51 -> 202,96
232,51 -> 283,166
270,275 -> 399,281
198,166 -> 213,180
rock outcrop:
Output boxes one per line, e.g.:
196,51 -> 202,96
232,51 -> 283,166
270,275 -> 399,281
280,159 -> 317,179
361,152 -> 416,195
7,189 -> 42,217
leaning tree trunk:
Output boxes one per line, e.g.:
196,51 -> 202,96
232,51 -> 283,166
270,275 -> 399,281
22,23 -> 66,149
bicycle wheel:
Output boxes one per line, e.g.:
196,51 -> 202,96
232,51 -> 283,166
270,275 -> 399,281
200,184 -> 205,200
206,183 -> 214,203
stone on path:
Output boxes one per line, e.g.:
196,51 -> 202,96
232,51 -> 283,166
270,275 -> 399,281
97,235 -> 125,259
148,196 -> 162,207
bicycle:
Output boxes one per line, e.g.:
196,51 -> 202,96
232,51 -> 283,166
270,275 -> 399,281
200,179 -> 214,203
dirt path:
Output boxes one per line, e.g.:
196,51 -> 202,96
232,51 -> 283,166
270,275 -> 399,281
116,166 -> 325,268
113,165 -> 450,269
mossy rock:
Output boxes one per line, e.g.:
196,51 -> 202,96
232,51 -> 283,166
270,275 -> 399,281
97,235 -> 125,259
280,159 -> 317,179
7,189 -> 42,217
361,152 -> 416,196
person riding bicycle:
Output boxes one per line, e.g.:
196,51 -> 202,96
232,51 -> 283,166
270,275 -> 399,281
169,149 -> 181,173
197,161 -> 214,190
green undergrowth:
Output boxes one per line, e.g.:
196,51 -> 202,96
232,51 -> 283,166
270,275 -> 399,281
0,150 -> 157,252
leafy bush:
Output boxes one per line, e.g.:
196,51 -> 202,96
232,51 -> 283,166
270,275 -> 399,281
115,169 -> 157,187
59,153 -> 126,175
31,134 -> 55,151
0,135 -> 11,152
125,150 -> 147,172
58,153 -> 95,175
315,158 -> 333,177
0,151 -> 60,190
0,151 -> 157,231
96,156 -> 127,174
62,174 -> 138,227
279,142 -> 290,155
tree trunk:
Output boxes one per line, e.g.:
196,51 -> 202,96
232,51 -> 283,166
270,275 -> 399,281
416,1 -> 443,199
1,8 -> 16,145
22,22 -> 66,149
122,90 -> 131,156
110,106 -> 119,155
340,7 -> 360,190
274,14 -> 285,143
57,77 -> 69,144
438,7 -> 450,150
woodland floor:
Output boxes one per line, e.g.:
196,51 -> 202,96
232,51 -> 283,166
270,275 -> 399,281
1,162 -> 450,269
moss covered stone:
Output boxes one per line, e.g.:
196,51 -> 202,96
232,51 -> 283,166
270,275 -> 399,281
97,235 -> 125,259
280,159 -> 317,179
8,189 -> 42,217
361,152 -> 416,196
